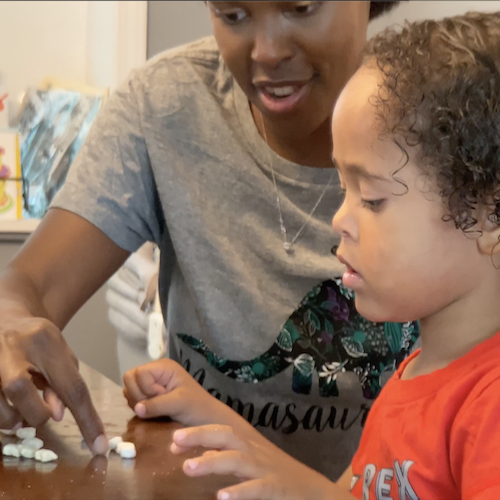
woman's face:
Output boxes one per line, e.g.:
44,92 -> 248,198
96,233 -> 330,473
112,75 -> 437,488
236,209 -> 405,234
208,1 -> 371,135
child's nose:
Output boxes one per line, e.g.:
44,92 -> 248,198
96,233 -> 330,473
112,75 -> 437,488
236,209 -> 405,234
332,199 -> 348,235
332,200 -> 357,241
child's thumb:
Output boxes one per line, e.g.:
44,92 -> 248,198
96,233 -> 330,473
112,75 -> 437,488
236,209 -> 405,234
134,393 -> 185,421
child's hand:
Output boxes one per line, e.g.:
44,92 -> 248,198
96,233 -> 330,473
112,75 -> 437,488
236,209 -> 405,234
171,424 -> 342,500
122,359 -> 228,427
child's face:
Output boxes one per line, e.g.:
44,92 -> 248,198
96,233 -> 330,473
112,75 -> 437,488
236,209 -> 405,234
331,66 -> 484,324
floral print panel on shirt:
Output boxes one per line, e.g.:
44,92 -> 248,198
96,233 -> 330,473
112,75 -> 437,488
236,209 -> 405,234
178,279 -> 419,399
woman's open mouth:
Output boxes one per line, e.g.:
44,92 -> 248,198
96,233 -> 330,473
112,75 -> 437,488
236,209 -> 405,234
254,80 -> 311,115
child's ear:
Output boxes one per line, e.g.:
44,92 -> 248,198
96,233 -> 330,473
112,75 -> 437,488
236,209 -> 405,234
476,208 -> 500,256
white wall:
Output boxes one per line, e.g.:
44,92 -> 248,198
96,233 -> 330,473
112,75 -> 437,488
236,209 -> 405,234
147,1 -> 212,58
0,1 -> 147,123
0,1 -> 89,120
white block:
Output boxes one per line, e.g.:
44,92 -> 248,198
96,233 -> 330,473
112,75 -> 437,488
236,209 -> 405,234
108,436 -> 123,451
118,442 -> 136,459
20,447 -> 36,459
22,437 -> 43,451
34,449 -> 58,463
16,427 -> 36,440
2,444 -> 20,457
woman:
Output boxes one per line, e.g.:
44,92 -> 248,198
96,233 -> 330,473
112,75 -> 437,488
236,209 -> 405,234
0,1 -> 410,479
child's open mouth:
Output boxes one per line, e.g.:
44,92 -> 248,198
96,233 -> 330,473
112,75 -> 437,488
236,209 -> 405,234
337,255 -> 363,290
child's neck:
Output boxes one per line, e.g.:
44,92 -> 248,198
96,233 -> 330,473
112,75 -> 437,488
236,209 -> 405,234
401,281 -> 500,380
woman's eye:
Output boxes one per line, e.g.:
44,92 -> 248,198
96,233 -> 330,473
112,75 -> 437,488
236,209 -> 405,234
216,9 -> 248,24
290,2 -> 321,16
361,198 -> 386,212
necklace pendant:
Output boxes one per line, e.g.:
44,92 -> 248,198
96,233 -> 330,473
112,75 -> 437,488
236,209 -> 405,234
283,242 -> 292,252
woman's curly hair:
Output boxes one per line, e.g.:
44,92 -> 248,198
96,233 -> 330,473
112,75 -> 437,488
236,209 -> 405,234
366,11 -> 500,232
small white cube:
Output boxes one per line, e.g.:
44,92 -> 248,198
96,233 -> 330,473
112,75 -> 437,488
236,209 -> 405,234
16,427 -> 36,440
20,447 -> 36,459
118,442 -> 136,459
22,437 -> 44,451
34,449 -> 58,463
108,436 -> 123,451
2,444 -> 20,458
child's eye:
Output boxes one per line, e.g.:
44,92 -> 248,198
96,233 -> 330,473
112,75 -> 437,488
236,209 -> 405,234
361,198 -> 386,212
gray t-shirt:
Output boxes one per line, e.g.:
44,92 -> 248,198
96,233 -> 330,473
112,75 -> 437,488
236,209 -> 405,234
52,37 -> 418,480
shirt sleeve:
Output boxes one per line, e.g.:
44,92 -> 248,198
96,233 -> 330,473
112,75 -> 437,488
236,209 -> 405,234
51,70 -> 164,253
450,379 -> 500,499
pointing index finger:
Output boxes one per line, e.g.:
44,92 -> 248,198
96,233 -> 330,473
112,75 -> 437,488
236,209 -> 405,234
45,358 -> 108,455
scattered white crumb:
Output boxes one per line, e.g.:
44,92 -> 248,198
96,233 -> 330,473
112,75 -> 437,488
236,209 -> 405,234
16,427 -> 36,440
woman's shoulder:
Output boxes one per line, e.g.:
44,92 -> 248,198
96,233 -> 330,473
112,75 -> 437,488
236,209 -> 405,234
130,36 -> 232,102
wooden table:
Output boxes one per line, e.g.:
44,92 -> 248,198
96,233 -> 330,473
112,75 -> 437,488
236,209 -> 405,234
0,363 -> 237,499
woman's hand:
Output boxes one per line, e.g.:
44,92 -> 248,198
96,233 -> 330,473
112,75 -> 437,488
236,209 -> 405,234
170,424 -> 348,500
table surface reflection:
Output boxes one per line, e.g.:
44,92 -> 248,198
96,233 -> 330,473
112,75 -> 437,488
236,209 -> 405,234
0,363 -> 236,500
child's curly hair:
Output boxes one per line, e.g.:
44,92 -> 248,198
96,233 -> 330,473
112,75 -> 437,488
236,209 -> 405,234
366,12 -> 500,232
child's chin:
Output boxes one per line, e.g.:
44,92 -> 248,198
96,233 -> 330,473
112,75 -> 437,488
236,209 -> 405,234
355,298 -> 409,324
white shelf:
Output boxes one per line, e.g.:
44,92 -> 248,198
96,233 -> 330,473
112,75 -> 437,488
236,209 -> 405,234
0,219 -> 40,234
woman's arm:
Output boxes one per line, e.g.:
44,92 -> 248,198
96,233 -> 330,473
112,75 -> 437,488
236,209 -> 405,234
0,208 -> 130,453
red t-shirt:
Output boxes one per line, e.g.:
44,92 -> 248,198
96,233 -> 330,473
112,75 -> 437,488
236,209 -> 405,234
350,332 -> 500,500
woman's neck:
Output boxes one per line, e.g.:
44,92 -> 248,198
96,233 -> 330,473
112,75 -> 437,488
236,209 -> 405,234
251,105 -> 334,169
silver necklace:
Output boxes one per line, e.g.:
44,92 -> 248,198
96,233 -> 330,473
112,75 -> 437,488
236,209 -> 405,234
261,121 -> 336,253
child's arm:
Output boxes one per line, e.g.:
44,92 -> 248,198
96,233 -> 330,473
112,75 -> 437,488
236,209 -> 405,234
172,424 -> 359,500
337,465 -> 354,491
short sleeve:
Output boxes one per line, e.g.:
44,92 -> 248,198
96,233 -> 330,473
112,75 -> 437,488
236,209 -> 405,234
51,70 -> 164,252
451,379 -> 500,499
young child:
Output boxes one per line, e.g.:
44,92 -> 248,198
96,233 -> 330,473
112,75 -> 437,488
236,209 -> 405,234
123,11 -> 500,500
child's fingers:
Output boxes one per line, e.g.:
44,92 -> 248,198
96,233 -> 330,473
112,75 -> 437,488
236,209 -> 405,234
134,365 -> 170,397
122,369 -> 148,404
133,391 -> 186,419
173,425 -> 247,452
170,442 -> 192,455
217,479 -> 280,500
182,450 -> 261,479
